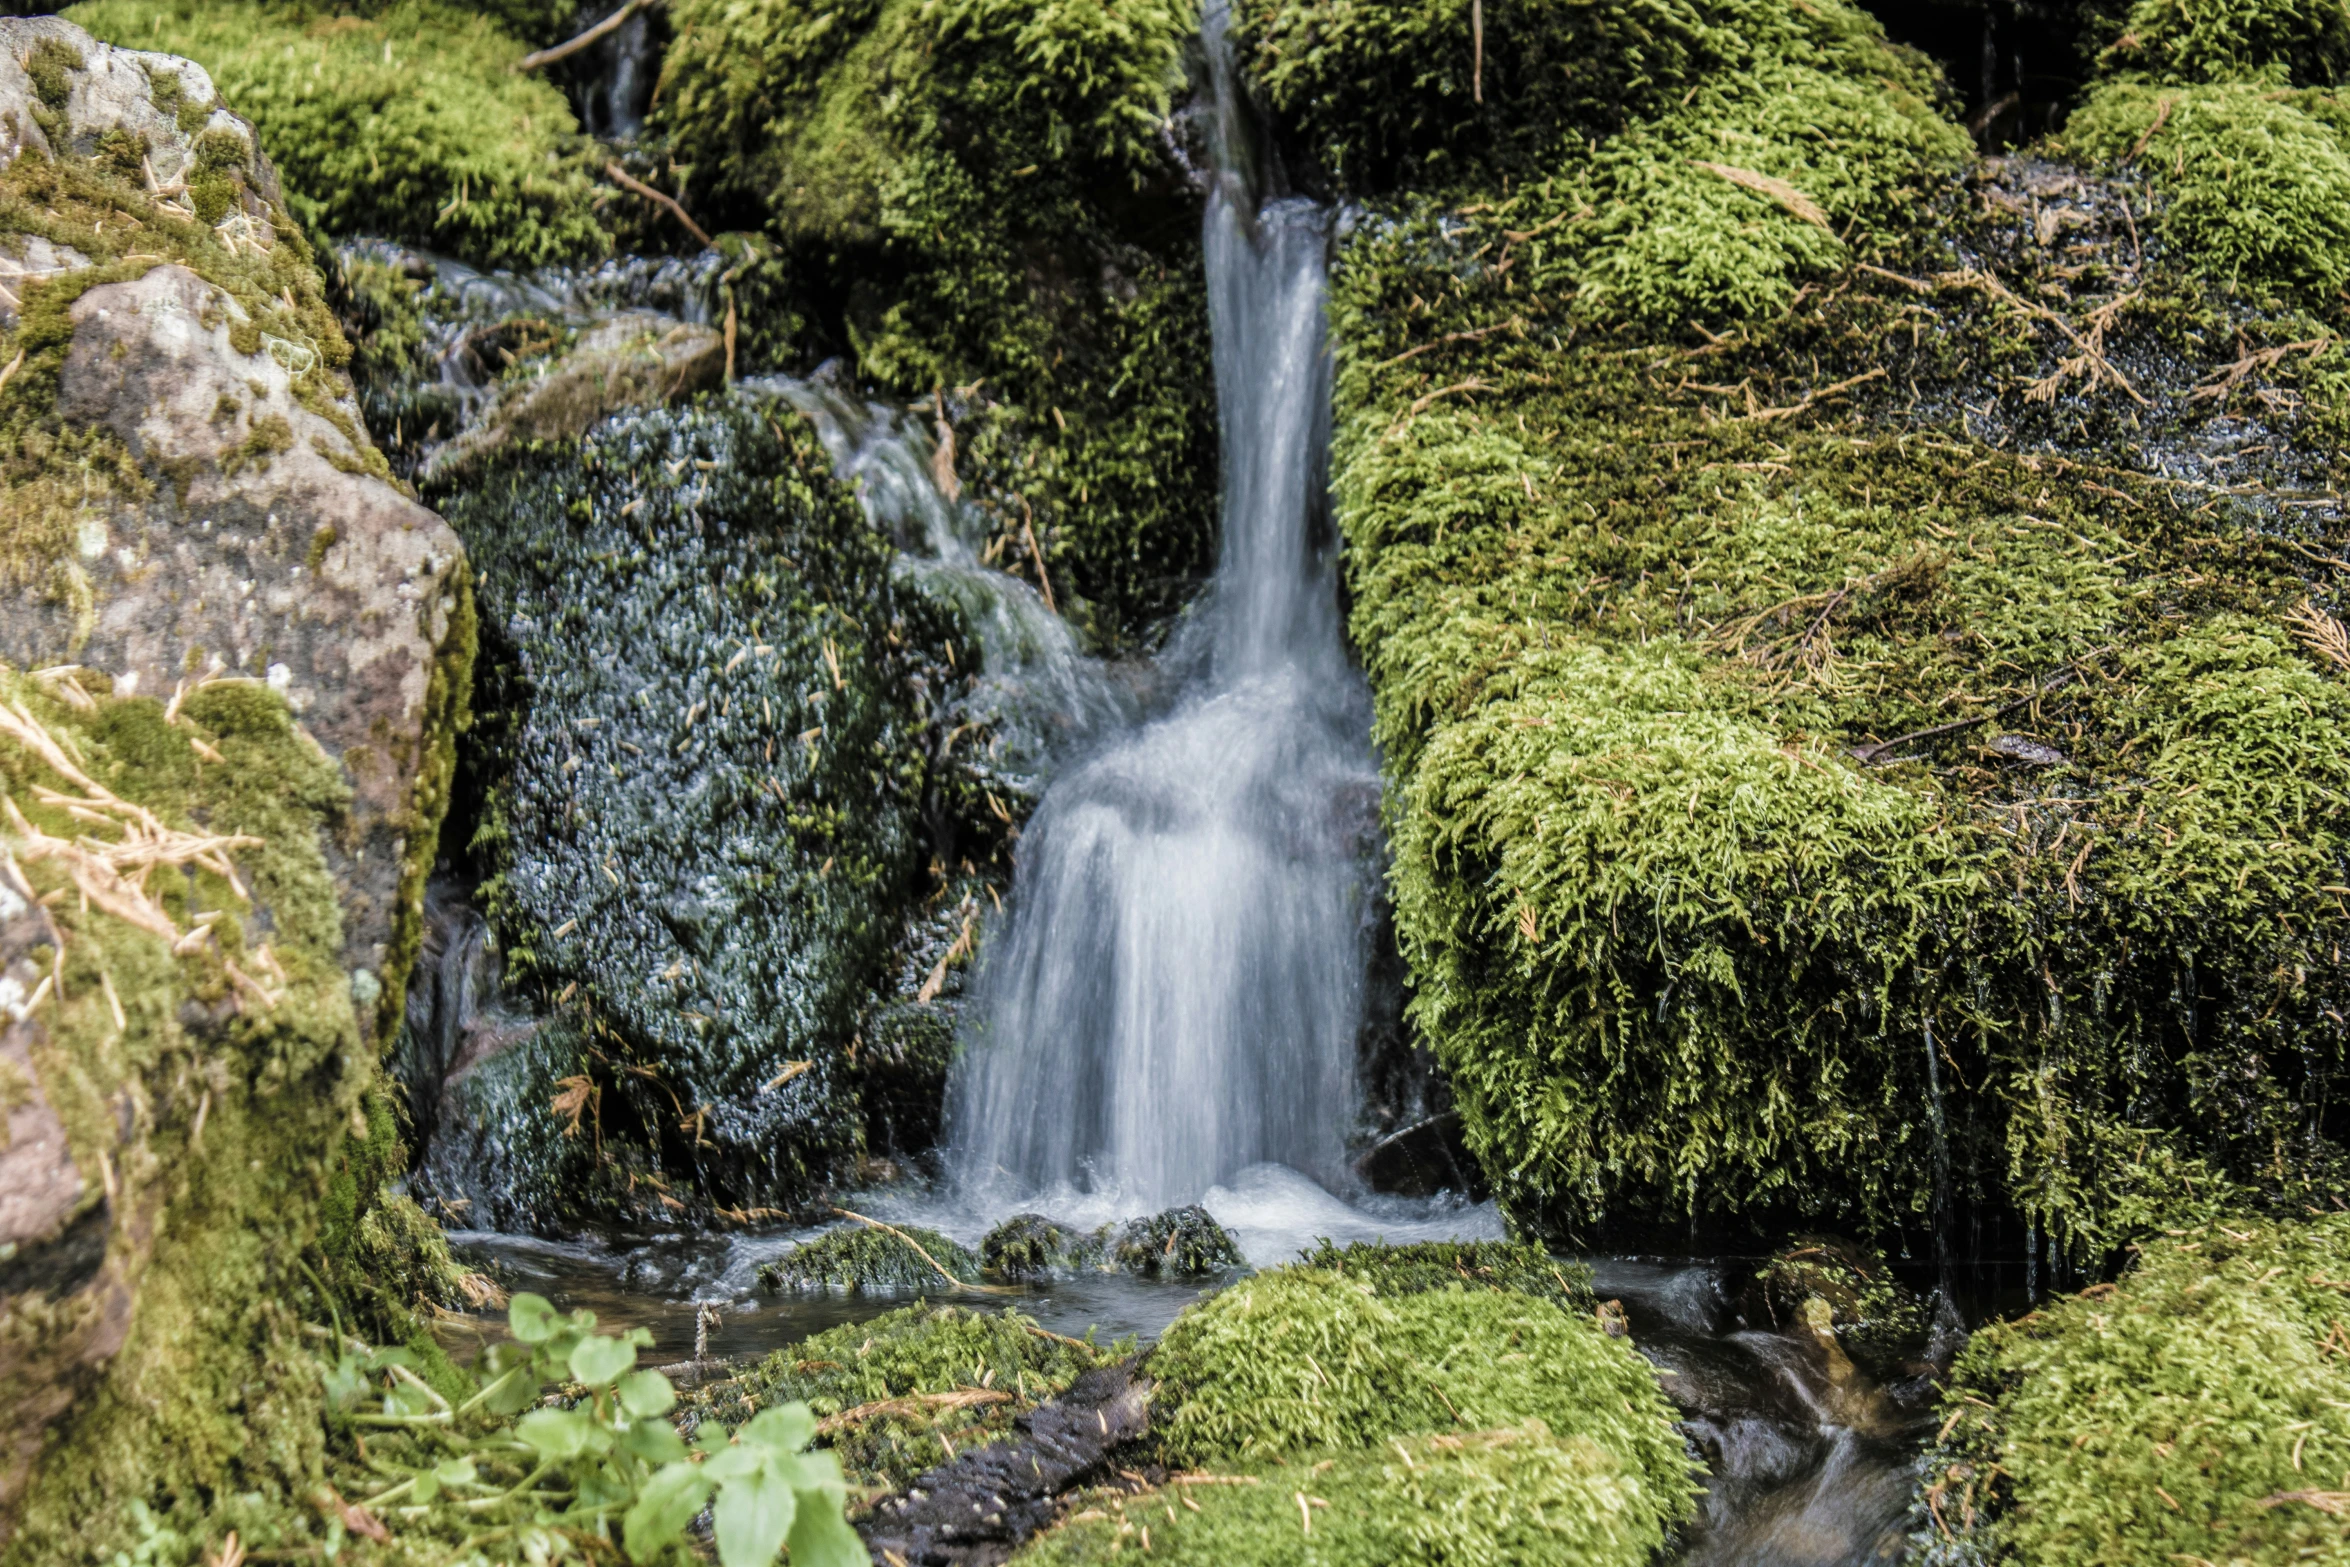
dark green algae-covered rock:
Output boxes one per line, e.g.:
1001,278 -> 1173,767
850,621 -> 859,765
420,393 -> 970,1228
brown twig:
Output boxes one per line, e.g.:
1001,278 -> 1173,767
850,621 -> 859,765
1375,317 -> 1524,370
517,0 -> 644,72
603,162 -> 714,248
816,1389 -> 1014,1435
1471,0 -> 1483,104
1017,495 -> 1056,616
829,1207 -> 1017,1295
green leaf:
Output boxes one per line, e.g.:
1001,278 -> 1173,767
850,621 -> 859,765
622,1418 -> 690,1466
515,1406 -> 595,1461
740,1402 -> 816,1455
784,1493 -> 867,1567
617,1368 -> 677,1419
699,1445 -> 764,1482
712,1463 -> 796,1567
570,1333 -> 639,1388
413,1468 -> 440,1504
434,1457 -> 478,1486
484,1365 -> 540,1418
623,1462 -> 714,1560
508,1292 -> 560,1344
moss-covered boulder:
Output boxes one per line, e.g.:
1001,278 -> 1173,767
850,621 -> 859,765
65,0 -> 608,270
1294,1237 -> 1593,1309
701,1301 -> 1115,1488
1291,0 -> 2350,1257
0,23 -> 472,1551
652,0 -> 1218,648
757,1221 -> 980,1293
1110,1203 -> 1244,1278
981,1212 -> 1109,1280
417,390 -> 973,1228
1933,1214 -> 2350,1565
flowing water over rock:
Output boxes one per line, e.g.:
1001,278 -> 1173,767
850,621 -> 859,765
945,20 -> 1385,1218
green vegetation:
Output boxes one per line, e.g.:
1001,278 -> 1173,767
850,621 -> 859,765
1933,1214 -> 2350,1565
1109,1204 -> 1245,1277
705,1301 -> 1123,1488
653,0 -> 1217,647
981,1213 -> 1110,1279
1147,1267 -> 1689,1479
2056,0 -> 2350,303
1294,0 -> 2350,1257
66,0 -> 607,268
1010,1262 -> 1692,1567
758,1223 -> 980,1292
1015,1424 -> 1681,1567
1293,1238 -> 1592,1309
1746,1237 -> 1929,1379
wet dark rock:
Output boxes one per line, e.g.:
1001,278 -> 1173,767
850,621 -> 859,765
1987,733 -> 2068,766
424,310 -> 725,479
857,1358 -> 1153,1567
1739,1235 -> 1934,1386
416,393 -> 969,1229
1110,1205 -> 1243,1279
979,1214 -> 1108,1281
756,1221 -> 978,1293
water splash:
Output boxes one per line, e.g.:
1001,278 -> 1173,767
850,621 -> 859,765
944,4 -> 1384,1213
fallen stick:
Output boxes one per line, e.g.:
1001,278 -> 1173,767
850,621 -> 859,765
829,1207 -> 1019,1295
516,0 -> 643,72
603,162 -> 714,249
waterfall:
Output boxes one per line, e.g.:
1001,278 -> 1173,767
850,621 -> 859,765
944,4 -> 1383,1213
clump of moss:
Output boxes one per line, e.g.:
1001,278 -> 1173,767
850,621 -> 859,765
2063,81 -> 2350,297
1110,1205 -> 1245,1278
758,1222 -> 981,1292
66,0 -> 607,269
1147,1267 -> 1691,1486
1294,1238 -> 1592,1309
1933,1214 -> 2350,1565
982,1213 -> 1110,1280
2101,0 -> 2350,84
653,0 -> 1217,648
1015,1423 -> 1682,1567
704,1302 -> 1116,1487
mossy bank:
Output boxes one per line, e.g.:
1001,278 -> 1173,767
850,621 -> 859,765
0,19 -> 472,1555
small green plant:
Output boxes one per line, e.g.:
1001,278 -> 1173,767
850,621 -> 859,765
323,1293 -> 864,1565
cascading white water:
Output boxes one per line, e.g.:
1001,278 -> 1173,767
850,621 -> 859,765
944,5 -> 1383,1213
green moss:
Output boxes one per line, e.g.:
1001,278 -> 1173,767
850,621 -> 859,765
1747,1236 -> 1928,1379
758,1222 -> 980,1292
1147,1267 -> 1694,1498
981,1213 -> 1109,1280
1110,1205 -> 1244,1278
2101,0 -> 2350,84
0,672 -> 375,1563
26,36 -> 86,112
1293,1239 -> 1593,1310
2064,81 -> 2350,298
65,0 -> 608,269
655,0 -> 1217,647
1934,1214 -> 2350,1565
704,1301 -> 1116,1488
1014,1424 -> 1680,1567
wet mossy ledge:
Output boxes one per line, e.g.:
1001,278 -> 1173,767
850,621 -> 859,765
64,0 -> 608,270
652,0 -> 1219,650
1296,0 -> 2350,1262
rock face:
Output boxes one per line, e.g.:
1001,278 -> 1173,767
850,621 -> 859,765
0,19 -> 470,1550
425,310 -> 726,478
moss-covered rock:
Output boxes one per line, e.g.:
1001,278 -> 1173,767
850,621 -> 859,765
419,391 -> 971,1228
652,0 -> 1217,648
1147,1266 -> 1691,1479
0,22 -> 475,1553
981,1212 -> 1109,1280
1300,0 -> 2350,1256
1294,1237 -> 1593,1310
1015,1423 -> 1680,1567
1932,1214 -> 2350,1565
701,1300 -> 1114,1488
66,0 -> 608,270
1110,1204 -> 1244,1278
757,1221 -> 980,1292
1743,1236 -> 1930,1383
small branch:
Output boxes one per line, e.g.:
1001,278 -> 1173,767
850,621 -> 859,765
1375,317 -> 1523,370
829,1207 -> 1018,1295
1471,0 -> 1483,104
516,0 -> 643,72
603,162 -> 713,249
